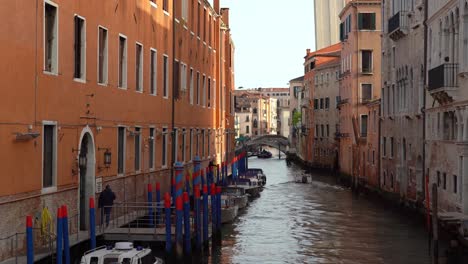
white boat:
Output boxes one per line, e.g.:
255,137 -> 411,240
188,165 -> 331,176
80,242 -> 164,264
220,195 -> 239,224
223,186 -> 249,209
295,174 -> 312,184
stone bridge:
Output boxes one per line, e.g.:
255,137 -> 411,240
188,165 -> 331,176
238,135 -> 290,151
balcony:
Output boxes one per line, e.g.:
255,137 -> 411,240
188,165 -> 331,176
428,63 -> 459,104
388,11 -> 409,41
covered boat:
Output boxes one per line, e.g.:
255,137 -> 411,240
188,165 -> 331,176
80,242 -> 164,264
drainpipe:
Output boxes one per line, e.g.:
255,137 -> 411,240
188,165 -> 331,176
171,0 -> 177,181
352,2 -> 359,190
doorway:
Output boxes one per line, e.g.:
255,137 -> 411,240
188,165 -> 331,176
79,131 -> 96,231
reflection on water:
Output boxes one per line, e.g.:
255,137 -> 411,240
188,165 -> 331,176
207,157 -> 430,264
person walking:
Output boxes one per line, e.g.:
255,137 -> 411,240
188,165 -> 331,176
98,185 -> 116,228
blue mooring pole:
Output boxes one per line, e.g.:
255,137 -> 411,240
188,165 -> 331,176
26,216 -> 33,264
193,157 -> 201,194
89,198 -> 96,250
62,205 -> 70,264
210,184 -> 216,237
183,192 -> 191,255
194,186 -> 201,249
202,184 -> 209,246
164,193 -> 172,254
56,207 -> 63,264
175,196 -> 183,256
156,183 -> 161,225
216,186 -> 222,232
147,184 -> 154,227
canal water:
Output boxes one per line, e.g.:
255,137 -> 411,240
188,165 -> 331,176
204,156 -> 431,264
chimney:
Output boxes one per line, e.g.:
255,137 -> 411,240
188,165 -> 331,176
214,0 -> 220,14
221,8 -> 230,27
306,49 -> 311,54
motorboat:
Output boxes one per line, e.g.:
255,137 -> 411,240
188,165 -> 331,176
241,168 -> 267,186
222,186 -> 249,209
257,150 -> 272,159
80,242 -> 164,264
220,195 -> 239,224
295,173 -> 312,184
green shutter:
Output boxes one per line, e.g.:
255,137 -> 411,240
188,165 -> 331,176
371,13 -> 376,30
340,22 -> 344,41
358,13 -> 363,30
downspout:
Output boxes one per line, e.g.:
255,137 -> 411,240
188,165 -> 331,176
353,2 -> 359,189
171,0 -> 177,180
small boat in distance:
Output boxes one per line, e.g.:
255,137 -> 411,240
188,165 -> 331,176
80,242 -> 164,264
295,173 -> 312,184
257,150 -> 272,159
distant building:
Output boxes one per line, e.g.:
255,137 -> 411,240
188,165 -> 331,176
381,0 -> 425,202
313,0 -> 346,50
338,0 -> 382,188
234,91 -> 278,138
304,43 -> 341,169
289,76 -> 305,156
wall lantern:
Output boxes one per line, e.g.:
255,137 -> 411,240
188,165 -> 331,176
78,153 -> 87,168
104,150 -> 112,167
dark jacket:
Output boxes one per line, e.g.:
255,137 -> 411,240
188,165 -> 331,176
98,188 -> 116,208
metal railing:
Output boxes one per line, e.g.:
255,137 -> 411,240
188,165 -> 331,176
428,63 -> 459,91
388,11 -> 409,38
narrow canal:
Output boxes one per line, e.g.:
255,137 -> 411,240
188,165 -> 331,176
205,155 -> 431,264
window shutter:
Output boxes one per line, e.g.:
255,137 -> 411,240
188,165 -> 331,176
358,13 -> 363,30
74,16 -> 81,78
174,60 -> 180,99
371,13 -> 376,30
340,23 -> 344,41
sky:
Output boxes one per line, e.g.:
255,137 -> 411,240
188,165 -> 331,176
218,0 -> 316,89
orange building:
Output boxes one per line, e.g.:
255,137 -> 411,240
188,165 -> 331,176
0,0 -> 235,258
337,0 -> 381,188
303,43 -> 341,168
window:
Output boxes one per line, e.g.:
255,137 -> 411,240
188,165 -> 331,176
118,35 -> 128,88
320,98 -> 324,109
196,129 -> 200,156
118,127 -> 126,175
358,13 -> 376,30
181,0 -> 188,21
182,129 -> 186,162
162,128 -> 168,167
207,78 -> 211,108
173,60 -> 180,99
202,129 -> 205,157
163,0 -> 168,12
207,130 -> 210,156
325,97 -> 330,109
189,129 -> 193,161
443,173 -> 447,190
43,123 -> 56,188
390,137 -> 394,157
314,99 -> 319,110
454,175 -> 458,193
361,50 -> 373,73
180,63 -> 187,92
361,84 -> 372,102
174,128 -> 178,162
246,125 -> 250,134
150,49 -> 157,95
44,1 -> 58,73
326,124 -> 329,137
149,128 -> 155,170
202,75 -> 206,107
163,55 -> 169,98
134,127 -> 141,171
189,69 -> 194,104
98,26 -> 108,84
203,8 -> 207,42
360,116 -> 368,137
74,16 -> 86,80
321,125 -> 324,138
196,72 -> 200,105
383,137 -> 387,157
135,43 -> 143,92
197,2 -> 201,37
372,150 -> 375,165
